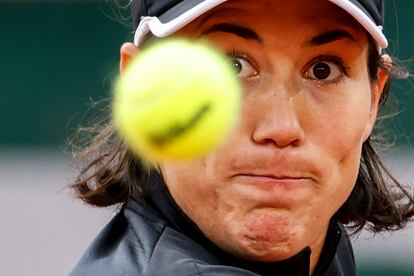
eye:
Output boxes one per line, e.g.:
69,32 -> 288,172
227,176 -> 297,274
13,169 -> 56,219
228,51 -> 258,79
306,61 -> 342,81
304,56 -> 348,82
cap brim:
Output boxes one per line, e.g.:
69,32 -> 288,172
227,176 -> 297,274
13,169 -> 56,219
330,0 -> 387,48
134,0 -> 388,49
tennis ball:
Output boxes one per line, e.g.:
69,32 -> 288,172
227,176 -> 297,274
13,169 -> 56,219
113,39 -> 241,161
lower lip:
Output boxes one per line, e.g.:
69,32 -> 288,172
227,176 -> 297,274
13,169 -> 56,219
234,175 -> 312,191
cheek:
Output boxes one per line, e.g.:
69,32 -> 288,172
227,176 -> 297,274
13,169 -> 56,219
159,159 -> 222,224
304,82 -> 373,210
308,81 -> 372,161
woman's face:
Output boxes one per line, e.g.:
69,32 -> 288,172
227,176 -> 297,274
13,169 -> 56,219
155,0 -> 384,267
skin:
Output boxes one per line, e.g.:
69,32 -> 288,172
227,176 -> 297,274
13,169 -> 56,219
120,0 -> 389,273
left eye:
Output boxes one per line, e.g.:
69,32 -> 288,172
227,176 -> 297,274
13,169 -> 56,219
305,61 -> 343,81
230,57 -> 257,79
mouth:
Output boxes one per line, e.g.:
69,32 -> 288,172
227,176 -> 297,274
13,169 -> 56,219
233,174 -> 314,191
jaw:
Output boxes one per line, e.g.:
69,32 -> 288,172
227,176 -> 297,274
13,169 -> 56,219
209,206 -> 318,261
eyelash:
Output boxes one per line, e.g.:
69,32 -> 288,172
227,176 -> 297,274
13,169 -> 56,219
228,50 -> 249,60
313,55 -> 349,72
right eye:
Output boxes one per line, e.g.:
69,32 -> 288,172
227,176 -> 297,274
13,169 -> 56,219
228,51 -> 258,79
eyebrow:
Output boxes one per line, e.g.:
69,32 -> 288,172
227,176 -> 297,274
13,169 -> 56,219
200,23 -> 263,43
305,30 -> 359,47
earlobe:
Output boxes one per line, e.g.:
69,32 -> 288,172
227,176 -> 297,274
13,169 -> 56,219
120,42 -> 140,73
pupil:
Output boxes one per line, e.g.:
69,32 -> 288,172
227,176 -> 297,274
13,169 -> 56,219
313,63 -> 331,79
232,60 -> 242,74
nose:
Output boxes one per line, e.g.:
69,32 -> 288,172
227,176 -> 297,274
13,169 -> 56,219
251,91 -> 305,148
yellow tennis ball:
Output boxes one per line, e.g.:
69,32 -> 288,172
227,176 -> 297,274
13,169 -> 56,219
113,38 -> 241,161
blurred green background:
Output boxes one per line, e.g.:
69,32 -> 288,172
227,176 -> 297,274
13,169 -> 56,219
0,1 -> 131,149
0,1 -> 413,276
0,0 -> 413,150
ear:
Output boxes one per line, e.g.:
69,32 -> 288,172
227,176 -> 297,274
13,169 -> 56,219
362,54 -> 391,140
120,42 -> 140,73
378,54 -> 392,93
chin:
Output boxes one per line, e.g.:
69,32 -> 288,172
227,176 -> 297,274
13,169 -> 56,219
236,239 -> 302,262
224,211 -> 307,262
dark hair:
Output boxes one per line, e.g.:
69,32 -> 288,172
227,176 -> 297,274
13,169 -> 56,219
70,31 -> 414,234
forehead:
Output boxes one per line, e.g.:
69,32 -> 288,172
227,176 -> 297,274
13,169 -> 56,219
191,0 -> 365,40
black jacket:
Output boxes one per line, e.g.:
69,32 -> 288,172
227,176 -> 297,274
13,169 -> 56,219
71,175 -> 356,276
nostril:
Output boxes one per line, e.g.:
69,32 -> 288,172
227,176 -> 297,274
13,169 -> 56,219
253,136 -> 303,148
252,120 -> 305,148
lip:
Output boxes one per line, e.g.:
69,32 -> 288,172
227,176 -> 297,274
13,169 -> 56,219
233,174 -> 314,191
